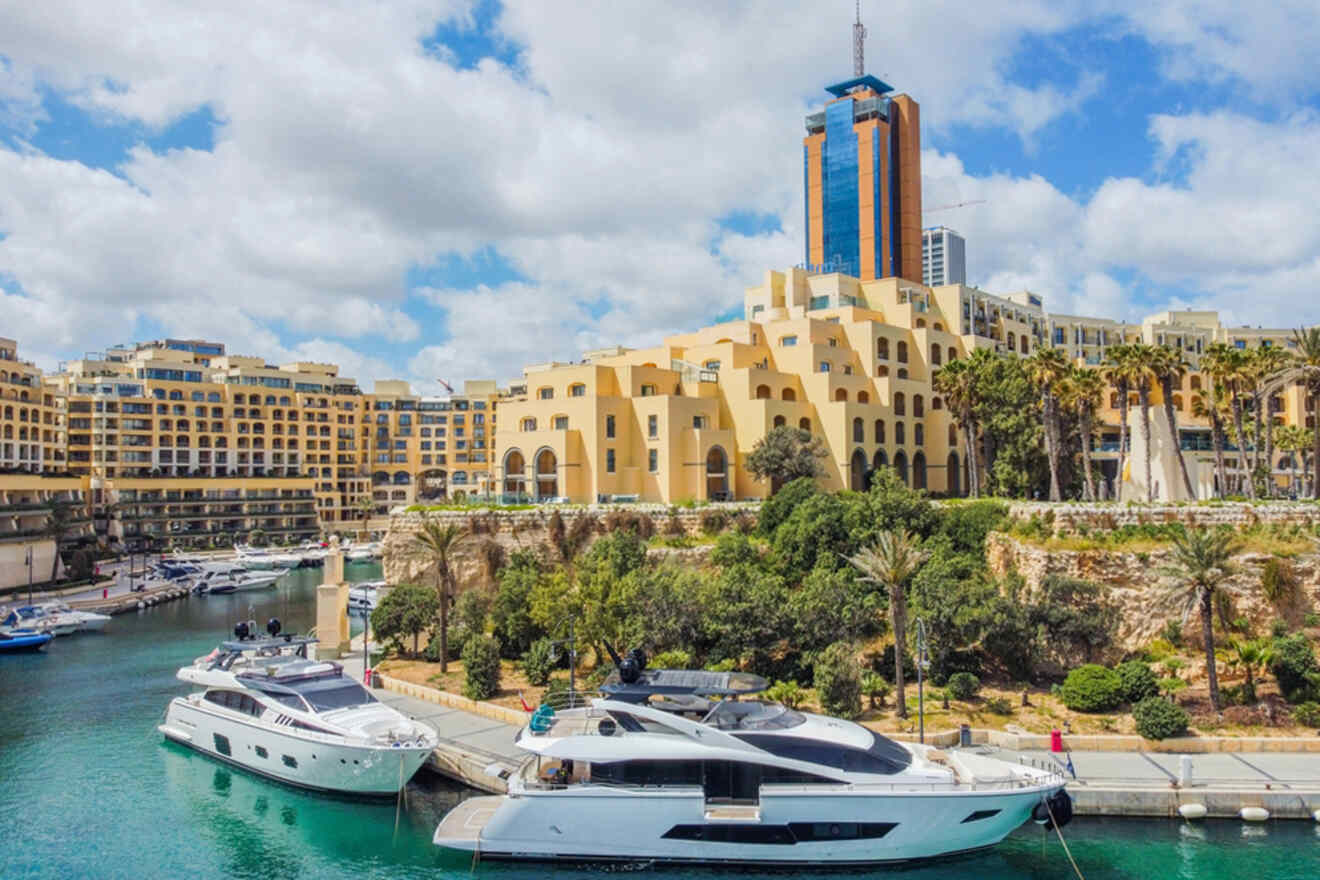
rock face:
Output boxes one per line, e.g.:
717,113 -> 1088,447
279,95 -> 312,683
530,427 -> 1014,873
382,505 -> 758,588
987,533 -> 1320,651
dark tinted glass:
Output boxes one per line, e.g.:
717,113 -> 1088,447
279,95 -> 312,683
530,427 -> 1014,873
734,732 -> 911,775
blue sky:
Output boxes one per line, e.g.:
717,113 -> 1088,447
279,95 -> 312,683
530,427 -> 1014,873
1,1 -> 1318,389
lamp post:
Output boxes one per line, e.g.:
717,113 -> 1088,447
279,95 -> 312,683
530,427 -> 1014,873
25,546 -> 33,604
915,618 -> 930,744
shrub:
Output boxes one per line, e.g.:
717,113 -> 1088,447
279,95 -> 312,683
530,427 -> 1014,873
946,672 -> 981,701
1292,702 -> 1320,729
733,511 -> 757,535
664,508 -> 685,536
521,638 -> 556,687
452,589 -> 491,647
649,649 -> 692,669
461,635 -> 502,701
757,477 -> 818,536
860,672 -> 891,709
1115,661 -> 1160,704
1261,557 -> 1299,605
699,508 -> 730,535
1270,633 -> 1320,703
705,658 -> 738,672
1059,664 -> 1124,713
1133,696 -> 1189,740
603,509 -> 655,539
813,642 -> 862,720
477,539 -> 506,579
984,696 -> 1014,715
766,679 -> 806,709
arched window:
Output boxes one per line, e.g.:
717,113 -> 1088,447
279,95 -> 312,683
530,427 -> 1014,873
874,419 -> 886,443
873,449 -> 887,471
897,341 -> 909,363
1173,394 -> 1184,411
521,417 -> 537,431
706,446 -> 729,500
947,451 -> 961,496
932,396 -> 943,410
894,451 -> 909,485
897,368 -> 909,380
895,422 -> 906,445
850,449 -> 868,491
781,388 -> 796,401
857,390 -> 870,404
537,387 -> 554,400
773,415 -> 786,428
914,395 -> 925,417
877,365 -> 889,377
877,338 -> 890,360
393,471 -> 411,485
948,346 -> 957,363
834,389 -> 848,402
894,392 -> 906,416
570,383 -> 587,397
756,384 -> 771,399
934,323 -> 944,332
913,452 -> 927,490
1008,335 -> 1016,352
1021,334 -> 1029,353
1190,375 -> 1202,392
931,344 -> 942,366
852,417 -> 864,442
915,424 -> 924,446
948,424 -> 958,446
503,449 -> 525,496
799,417 -> 811,431
535,448 -> 558,499
916,318 -> 926,328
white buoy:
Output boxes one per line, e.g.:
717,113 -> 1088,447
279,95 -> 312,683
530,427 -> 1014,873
136,601 -> 145,609
1178,803 -> 1207,820
1313,808 -> 1319,822
1240,806 -> 1270,822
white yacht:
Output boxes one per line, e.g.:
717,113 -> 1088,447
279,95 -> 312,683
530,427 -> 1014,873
348,581 -> 384,615
345,542 -> 380,563
2,604 -> 80,636
434,654 -> 1070,865
34,601 -> 111,632
193,567 -> 288,594
159,623 -> 438,796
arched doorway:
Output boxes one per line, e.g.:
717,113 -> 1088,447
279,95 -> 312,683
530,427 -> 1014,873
946,452 -> 960,496
894,451 -> 909,485
535,448 -> 558,499
503,449 -> 526,496
873,449 -> 887,472
849,448 -> 868,491
913,452 -> 927,490
706,446 -> 729,500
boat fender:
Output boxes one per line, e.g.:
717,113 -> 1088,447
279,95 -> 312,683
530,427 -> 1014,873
1033,790 -> 1073,830
1178,803 -> 1207,820
1240,807 -> 1269,822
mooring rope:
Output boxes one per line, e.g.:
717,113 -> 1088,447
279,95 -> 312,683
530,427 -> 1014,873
1044,795 -> 1086,880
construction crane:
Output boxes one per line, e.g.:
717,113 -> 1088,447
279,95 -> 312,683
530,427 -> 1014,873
436,379 -> 454,394
923,199 -> 987,215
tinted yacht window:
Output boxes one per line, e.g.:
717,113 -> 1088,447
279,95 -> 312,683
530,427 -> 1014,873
734,732 -> 912,775
291,680 -> 378,712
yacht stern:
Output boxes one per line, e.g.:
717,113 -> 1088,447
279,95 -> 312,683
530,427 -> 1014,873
433,796 -> 505,852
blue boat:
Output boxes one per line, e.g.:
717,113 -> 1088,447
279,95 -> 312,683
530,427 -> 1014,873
0,629 -> 53,653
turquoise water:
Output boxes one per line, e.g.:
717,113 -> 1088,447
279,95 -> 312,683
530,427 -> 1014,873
3,565 -> 1318,879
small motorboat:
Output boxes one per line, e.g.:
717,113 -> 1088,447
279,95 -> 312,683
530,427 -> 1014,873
34,602 -> 111,633
196,568 -> 288,595
2,605 -> 79,636
0,629 -> 53,653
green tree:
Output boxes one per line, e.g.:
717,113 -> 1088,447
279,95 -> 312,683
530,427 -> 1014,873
1024,347 -> 1070,501
1150,347 -> 1197,499
355,494 -> 376,541
746,425 -> 827,491
1248,344 -> 1292,495
490,550 -> 545,657
1191,350 -> 1234,498
407,518 -> 468,672
756,476 -> 818,536
814,641 -> 863,720
933,357 -> 981,497
370,583 -> 440,657
1262,327 -> 1320,498
1162,526 -> 1240,711
520,637 -> 556,687
1102,343 -> 1141,491
1269,632 -> 1319,703
461,635 -> 501,701
966,348 -> 1046,497
848,530 -> 929,718
1228,638 -> 1274,704
1057,366 -> 1103,501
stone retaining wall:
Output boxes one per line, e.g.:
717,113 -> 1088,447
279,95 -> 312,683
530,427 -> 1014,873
1006,501 -> 1320,534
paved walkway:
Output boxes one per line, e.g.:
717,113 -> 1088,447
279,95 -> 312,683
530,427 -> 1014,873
991,747 -> 1320,790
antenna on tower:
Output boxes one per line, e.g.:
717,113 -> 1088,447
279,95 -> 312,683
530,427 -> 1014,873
853,0 -> 866,76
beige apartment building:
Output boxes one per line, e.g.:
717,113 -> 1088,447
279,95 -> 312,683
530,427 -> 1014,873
492,267 -> 1315,505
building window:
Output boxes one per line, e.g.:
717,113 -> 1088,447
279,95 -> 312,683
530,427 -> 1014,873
605,415 -> 615,438
693,415 -> 708,429
895,422 -> 906,444
521,418 -> 537,432
648,449 -> 658,472
570,383 -> 586,397
780,335 -> 797,347
897,341 -> 909,363
819,361 -> 831,373
538,387 -> 554,400
648,414 -> 658,438
640,384 -> 657,397
606,448 -> 616,473
553,416 -> 568,430
915,424 -> 924,446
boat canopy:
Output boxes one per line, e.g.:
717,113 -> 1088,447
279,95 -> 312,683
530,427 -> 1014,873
600,669 -> 769,704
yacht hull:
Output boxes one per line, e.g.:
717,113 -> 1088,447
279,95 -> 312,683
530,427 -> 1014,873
160,697 -> 432,796
434,784 -> 1061,865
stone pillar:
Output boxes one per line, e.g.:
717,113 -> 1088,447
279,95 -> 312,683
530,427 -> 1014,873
315,546 -> 350,658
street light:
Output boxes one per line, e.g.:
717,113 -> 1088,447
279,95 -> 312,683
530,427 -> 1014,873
915,618 -> 930,744
25,546 -> 33,604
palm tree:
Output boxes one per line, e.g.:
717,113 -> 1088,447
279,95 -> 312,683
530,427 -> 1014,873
848,530 -> 929,719
1162,526 -> 1240,712
1151,346 -> 1197,499
1206,344 -> 1254,498
1262,327 -> 1320,499
1059,365 -> 1104,501
1024,348 -> 1070,501
1103,344 -> 1142,493
407,518 -> 468,672
1197,347 -> 1237,498
355,494 -> 375,542
933,358 -> 979,497
1274,423 -> 1310,497
1228,637 -> 1274,704
1247,344 -> 1293,496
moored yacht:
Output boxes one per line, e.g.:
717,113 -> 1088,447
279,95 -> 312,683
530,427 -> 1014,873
434,652 -> 1070,865
34,601 -> 111,632
159,622 -> 438,796
2,604 -> 80,636
192,567 -> 288,594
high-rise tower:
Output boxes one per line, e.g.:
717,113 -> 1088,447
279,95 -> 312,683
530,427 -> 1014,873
804,9 -> 922,282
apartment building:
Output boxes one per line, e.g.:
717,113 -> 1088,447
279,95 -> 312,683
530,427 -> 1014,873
1,337 -> 66,473
922,226 -> 966,286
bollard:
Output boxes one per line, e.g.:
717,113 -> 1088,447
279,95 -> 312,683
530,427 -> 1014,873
102,587 -> 108,599
1178,755 -> 1193,787
1050,729 -> 1063,753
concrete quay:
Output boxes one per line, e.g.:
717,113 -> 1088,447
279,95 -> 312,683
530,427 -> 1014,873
990,746 -> 1320,819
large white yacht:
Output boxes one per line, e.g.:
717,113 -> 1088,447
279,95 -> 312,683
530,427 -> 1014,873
434,653 -> 1070,865
159,622 -> 438,796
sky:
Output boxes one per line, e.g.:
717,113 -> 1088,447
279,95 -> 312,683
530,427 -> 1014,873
2,1 -> 1319,394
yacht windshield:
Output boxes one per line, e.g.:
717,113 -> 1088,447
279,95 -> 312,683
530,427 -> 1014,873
704,700 -> 806,731
286,678 -> 379,712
